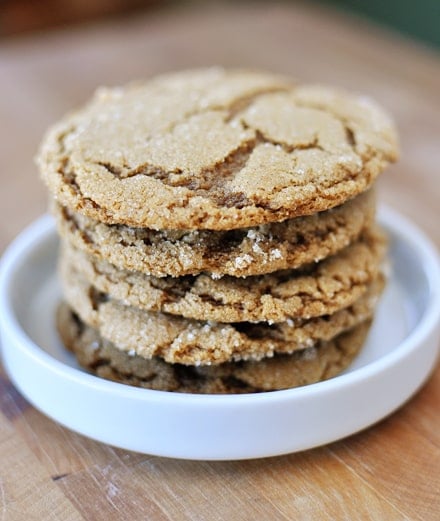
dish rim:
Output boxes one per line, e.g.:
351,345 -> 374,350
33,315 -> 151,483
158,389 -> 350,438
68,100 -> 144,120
1,206 -> 439,406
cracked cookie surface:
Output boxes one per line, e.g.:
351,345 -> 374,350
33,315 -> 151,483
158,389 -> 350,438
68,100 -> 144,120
59,263 -> 383,365
39,68 -> 398,230
59,226 -> 385,323
54,188 -> 375,278
57,303 -> 372,393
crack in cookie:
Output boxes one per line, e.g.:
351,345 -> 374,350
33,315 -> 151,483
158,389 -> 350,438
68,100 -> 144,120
38,68 -> 398,230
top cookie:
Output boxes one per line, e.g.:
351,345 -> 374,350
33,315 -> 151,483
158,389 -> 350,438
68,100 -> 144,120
38,68 -> 398,230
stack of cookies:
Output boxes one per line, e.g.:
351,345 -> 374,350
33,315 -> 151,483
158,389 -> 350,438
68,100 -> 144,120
37,68 -> 398,394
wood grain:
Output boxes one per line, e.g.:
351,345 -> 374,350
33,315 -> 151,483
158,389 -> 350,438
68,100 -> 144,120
0,2 -> 439,519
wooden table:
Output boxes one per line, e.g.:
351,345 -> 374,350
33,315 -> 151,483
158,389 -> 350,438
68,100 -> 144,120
1,2 -> 439,519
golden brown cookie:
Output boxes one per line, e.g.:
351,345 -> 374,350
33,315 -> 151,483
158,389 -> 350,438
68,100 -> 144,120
57,303 -> 372,393
38,68 -> 398,230
59,226 -> 385,323
59,263 -> 383,365
53,188 -> 375,278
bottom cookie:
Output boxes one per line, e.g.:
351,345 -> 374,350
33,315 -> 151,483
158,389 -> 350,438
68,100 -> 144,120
57,303 -> 372,394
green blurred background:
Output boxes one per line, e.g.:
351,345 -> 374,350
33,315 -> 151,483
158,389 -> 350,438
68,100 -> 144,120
325,0 -> 440,48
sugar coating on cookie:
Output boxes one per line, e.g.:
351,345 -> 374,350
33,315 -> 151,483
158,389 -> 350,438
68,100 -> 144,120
53,188 -> 376,278
59,226 -> 386,323
59,262 -> 384,365
57,303 -> 372,393
38,68 -> 398,230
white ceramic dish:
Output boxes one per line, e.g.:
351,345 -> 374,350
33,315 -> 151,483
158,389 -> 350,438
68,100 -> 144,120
1,207 -> 439,460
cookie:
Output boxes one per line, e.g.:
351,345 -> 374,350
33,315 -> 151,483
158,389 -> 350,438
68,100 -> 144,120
59,263 -> 383,365
57,303 -> 372,393
38,68 -> 398,230
53,188 -> 375,278
59,226 -> 385,323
